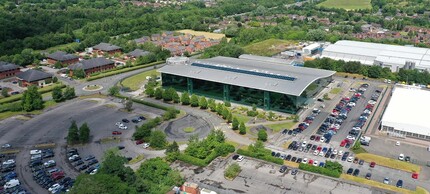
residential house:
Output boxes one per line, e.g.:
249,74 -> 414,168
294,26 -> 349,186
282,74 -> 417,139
69,58 -> 115,77
162,31 -> 174,37
126,49 -> 151,60
361,24 -> 374,33
46,51 -> 79,65
16,69 -> 52,87
92,43 -> 122,56
151,34 -> 161,41
0,61 -> 20,79
134,36 -> 150,44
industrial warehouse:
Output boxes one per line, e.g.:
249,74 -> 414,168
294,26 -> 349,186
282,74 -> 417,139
322,40 -> 430,72
158,56 -> 335,113
381,85 -> 430,141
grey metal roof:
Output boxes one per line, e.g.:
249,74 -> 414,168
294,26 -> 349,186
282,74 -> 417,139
0,61 -> 20,72
127,49 -> 150,58
69,58 -> 114,71
158,56 -> 335,96
238,54 -> 294,65
17,69 -> 52,82
47,51 -> 79,62
93,43 -> 121,51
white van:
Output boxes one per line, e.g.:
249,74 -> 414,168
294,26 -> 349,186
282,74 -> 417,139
30,150 -> 41,155
4,179 -> 20,189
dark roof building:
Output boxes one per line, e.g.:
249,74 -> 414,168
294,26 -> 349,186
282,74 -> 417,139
46,51 -> 79,65
16,69 -> 53,87
0,61 -> 21,79
126,49 -> 151,58
93,43 -> 122,52
69,58 -> 114,71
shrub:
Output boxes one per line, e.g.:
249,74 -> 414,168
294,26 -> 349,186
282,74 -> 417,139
298,163 -> 341,178
237,149 -> 283,165
257,130 -> 268,142
177,154 -> 207,167
224,163 -> 241,179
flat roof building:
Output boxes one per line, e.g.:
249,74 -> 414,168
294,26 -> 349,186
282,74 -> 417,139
322,40 -> 430,72
381,86 -> 430,141
158,56 -> 335,113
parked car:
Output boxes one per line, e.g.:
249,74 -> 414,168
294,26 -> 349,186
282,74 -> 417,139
121,119 -> 129,123
291,169 -> 298,175
370,161 -> 376,168
365,173 -> 372,180
396,180 -> 403,188
112,131 -> 122,135
84,155 -> 95,161
347,168 -> 353,175
383,177 -> 390,184
279,165 -> 287,173
353,169 -> 360,176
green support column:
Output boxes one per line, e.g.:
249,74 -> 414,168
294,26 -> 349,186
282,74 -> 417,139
223,84 -> 230,101
187,78 -> 193,94
264,91 -> 270,110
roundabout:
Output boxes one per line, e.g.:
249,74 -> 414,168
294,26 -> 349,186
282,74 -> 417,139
160,114 -> 212,141
82,84 -> 103,91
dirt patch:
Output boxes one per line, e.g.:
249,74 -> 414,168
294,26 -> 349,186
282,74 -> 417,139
249,125 -> 273,135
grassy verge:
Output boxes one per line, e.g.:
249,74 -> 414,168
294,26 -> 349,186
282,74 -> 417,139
243,39 -> 295,56
183,127 -> 195,133
128,154 -> 145,165
34,143 -> 56,149
87,61 -> 163,81
78,94 -> 107,99
121,69 -> 160,91
233,113 -> 252,124
265,122 -> 297,133
330,88 -> 342,94
0,150 -> 20,154
100,137 -> 121,144
317,0 -> 371,10
0,83 -> 64,104
356,153 -> 421,173
0,100 -> 57,120
341,174 -> 427,194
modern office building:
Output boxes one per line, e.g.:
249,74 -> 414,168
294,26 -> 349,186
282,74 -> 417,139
381,86 -> 430,141
158,56 -> 335,113
322,40 -> 430,72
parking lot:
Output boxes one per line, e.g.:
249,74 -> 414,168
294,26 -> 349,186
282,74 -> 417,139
0,77 -> 23,95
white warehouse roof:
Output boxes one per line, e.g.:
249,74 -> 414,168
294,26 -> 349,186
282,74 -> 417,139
322,40 -> 430,71
381,86 -> 430,136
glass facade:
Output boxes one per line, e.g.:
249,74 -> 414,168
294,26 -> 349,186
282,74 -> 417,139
161,73 -> 332,114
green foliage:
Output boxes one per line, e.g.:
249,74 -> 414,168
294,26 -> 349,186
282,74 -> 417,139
144,85 -> 155,97
70,174 -> 134,194
125,98 -> 133,112
73,69 -> 86,79
54,61 -> 63,69
257,130 -> 268,142
181,92 -> 190,105
190,94 -> 199,107
201,42 -> 245,59
86,62 -> 163,82
237,141 -> 283,165
227,112 -> 233,123
306,29 -> 327,41
52,86 -> 63,102
150,131 -> 167,149
79,123 -> 91,143
1,89 -> 9,98
246,110 -> 258,117
208,98 -> 216,112
165,141 -> 180,154
154,87 -> 163,99
224,101 -> 231,107
298,161 -> 343,178
162,87 -> 176,102
52,77 -> 58,83
67,120 -> 79,144
21,85 -> 43,112
232,117 -> 239,130
99,149 -> 136,184
108,86 -> 120,96
63,86 -> 76,100
216,103 -> 224,115
222,107 -> 230,119
172,91 -> 180,103
198,96 -> 208,109
224,163 -> 241,179
239,121 -> 246,135
136,158 -> 183,193
162,107 -> 179,121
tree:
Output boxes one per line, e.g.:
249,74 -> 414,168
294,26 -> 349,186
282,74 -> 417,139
227,112 -> 233,123
73,69 -> 85,78
198,96 -> 208,109
136,158 -> 183,193
232,117 -> 239,130
150,131 -> 167,149
52,86 -> 63,102
216,103 -> 224,115
145,85 -> 155,97
79,123 -> 91,143
208,99 -> 216,112
222,107 -> 229,119
239,121 -> 246,135
99,149 -> 136,183
21,85 -> 43,112
306,29 -> 327,41
1,88 -> 9,97
67,120 -> 80,144
257,130 -> 268,142
154,87 -> 163,99
125,97 -> 133,112
165,141 -> 179,154
190,94 -> 199,107
162,87 -> 175,102
63,86 -> 76,100
109,86 -> 120,96
181,92 -> 190,105
70,174 -> 134,194
54,61 -> 62,69
172,92 -> 180,103
52,77 -> 58,83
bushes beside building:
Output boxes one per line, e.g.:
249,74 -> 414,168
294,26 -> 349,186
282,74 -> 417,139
237,141 -> 283,165
298,161 -> 343,178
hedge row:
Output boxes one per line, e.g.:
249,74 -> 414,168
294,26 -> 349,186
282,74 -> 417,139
177,154 -> 207,167
177,143 -> 235,167
298,163 -> 341,178
131,98 -> 171,111
0,101 -> 22,113
87,61 -> 163,81
237,149 -> 284,165
0,84 -> 65,105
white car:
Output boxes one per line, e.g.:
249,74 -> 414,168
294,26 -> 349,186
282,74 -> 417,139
237,155 -> 244,162
346,136 -> 356,141
320,137 -> 326,143
3,179 -> 19,189
302,158 -> 308,164
347,156 -> 354,162
44,160 -> 56,167
352,127 -> 361,131
2,159 -> 15,165
142,143 -> 150,149
338,150 -> 344,156
368,100 -> 377,105
395,141 -> 400,146
313,161 -> 319,166
30,154 -> 41,160
383,177 -> 390,184
398,154 -> 405,161
332,149 -> 338,155
1,144 -> 11,148
30,150 -> 42,155
48,183 -> 61,192
301,141 -> 307,147
68,155 -> 79,161
364,109 -> 372,114
119,125 -> 128,130
90,169 -> 98,175
313,150 -> 319,156
115,122 -> 122,126
318,151 -> 324,157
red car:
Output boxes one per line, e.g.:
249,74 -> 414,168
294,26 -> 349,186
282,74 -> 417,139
316,146 -> 322,151
136,140 -> 144,145
51,171 -> 64,179
370,161 -> 376,168
308,159 -> 314,165
340,140 -> 347,147
315,136 -> 321,141
112,131 -> 122,135
412,173 -> 419,179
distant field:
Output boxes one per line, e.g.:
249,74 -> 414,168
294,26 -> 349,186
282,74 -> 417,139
243,39 -> 295,57
317,0 -> 371,10
176,29 -> 229,41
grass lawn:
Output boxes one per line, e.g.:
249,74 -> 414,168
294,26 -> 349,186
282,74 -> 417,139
244,39 -> 295,56
341,174 -> 427,194
183,127 -> 195,133
233,113 -> 252,124
356,153 -> 421,173
0,100 -> 57,120
317,0 -> 371,10
121,69 -> 160,91
330,88 -> 342,94
128,154 -> 145,165
0,83 -> 64,104
265,122 -> 297,133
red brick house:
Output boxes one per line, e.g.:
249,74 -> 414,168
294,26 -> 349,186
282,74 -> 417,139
0,61 -> 20,79
46,51 -> 79,65
125,49 -> 151,60
92,43 -> 122,56
68,57 -> 115,77
16,69 -> 53,87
